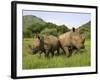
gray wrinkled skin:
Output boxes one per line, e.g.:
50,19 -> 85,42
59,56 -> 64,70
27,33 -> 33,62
28,36 -> 45,57
58,27 -> 85,57
37,35 -> 60,58
29,35 -> 60,58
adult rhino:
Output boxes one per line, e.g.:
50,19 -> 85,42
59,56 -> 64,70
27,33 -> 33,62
58,27 -> 85,57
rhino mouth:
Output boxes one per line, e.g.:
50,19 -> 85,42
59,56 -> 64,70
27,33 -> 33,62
71,46 -> 85,51
31,48 -> 39,53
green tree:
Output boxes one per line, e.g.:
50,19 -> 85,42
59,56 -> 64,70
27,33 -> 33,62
40,28 -> 58,36
23,29 -> 32,38
57,25 -> 69,35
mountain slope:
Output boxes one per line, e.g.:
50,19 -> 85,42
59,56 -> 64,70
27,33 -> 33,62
79,21 -> 91,39
23,15 -> 46,30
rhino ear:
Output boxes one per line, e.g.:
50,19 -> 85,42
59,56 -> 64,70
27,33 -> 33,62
37,36 -> 40,39
72,27 -> 75,32
35,34 -> 40,39
36,34 -> 44,40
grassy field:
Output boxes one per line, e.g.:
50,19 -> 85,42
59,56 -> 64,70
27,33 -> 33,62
22,38 -> 91,69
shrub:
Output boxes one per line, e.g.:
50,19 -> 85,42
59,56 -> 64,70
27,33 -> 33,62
40,28 -> 58,36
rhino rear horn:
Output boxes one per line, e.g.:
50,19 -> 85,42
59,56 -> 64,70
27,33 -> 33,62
72,27 -> 75,32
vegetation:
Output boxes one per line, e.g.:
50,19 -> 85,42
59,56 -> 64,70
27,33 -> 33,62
22,15 -> 91,69
23,15 -> 69,38
79,21 -> 91,39
22,38 -> 90,69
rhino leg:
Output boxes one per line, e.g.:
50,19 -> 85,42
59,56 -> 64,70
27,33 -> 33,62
68,46 -> 79,56
38,51 -> 42,58
72,49 -> 78,55
56,48 -> 60,56
62,46 -> 70,57
39,49 -> 46,58
45,49 -> 50,58
51,49 -> 54,57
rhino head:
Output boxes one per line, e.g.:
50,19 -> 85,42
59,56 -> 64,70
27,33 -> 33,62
71,27 -> 85,50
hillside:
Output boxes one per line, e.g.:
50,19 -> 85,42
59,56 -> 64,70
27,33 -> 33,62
23,15 -> 69,38
23,15 -> 46,30
79,21 -> 90,31
79,21 -> 91,39
23,15 -> 46,25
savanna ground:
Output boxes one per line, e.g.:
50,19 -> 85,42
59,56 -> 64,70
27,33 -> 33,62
22,38 -> 91,69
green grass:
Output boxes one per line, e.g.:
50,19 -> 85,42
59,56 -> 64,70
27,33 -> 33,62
22,38 -> 91,69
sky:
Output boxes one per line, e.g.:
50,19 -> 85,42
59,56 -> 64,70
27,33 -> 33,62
23,10 -> 91,29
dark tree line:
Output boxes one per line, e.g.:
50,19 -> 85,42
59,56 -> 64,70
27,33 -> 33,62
23,22 -> 70,38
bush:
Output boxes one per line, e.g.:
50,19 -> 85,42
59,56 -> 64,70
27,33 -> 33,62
23,22 -> 70,38
57,25 -> 70,35
23,29 -> 32,38
40,28 -> 58,36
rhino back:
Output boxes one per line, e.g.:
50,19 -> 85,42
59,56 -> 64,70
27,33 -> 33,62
44,35 -> 59,49
59,31 -> 72,47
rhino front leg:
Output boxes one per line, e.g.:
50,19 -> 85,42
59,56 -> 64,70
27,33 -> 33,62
62,47 -> 70,57
44,49 -> 50,58
38,51 -> 42,58
56,48 -> 60,56
51,49 -> 54,57
72,49 -> 78,55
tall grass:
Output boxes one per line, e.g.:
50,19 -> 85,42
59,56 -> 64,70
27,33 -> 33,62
22,38 -> 91,69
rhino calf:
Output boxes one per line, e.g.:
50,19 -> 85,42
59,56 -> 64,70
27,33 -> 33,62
29,35 -> 60,58
37,35 -> 60,58
28,35 -> 45,57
